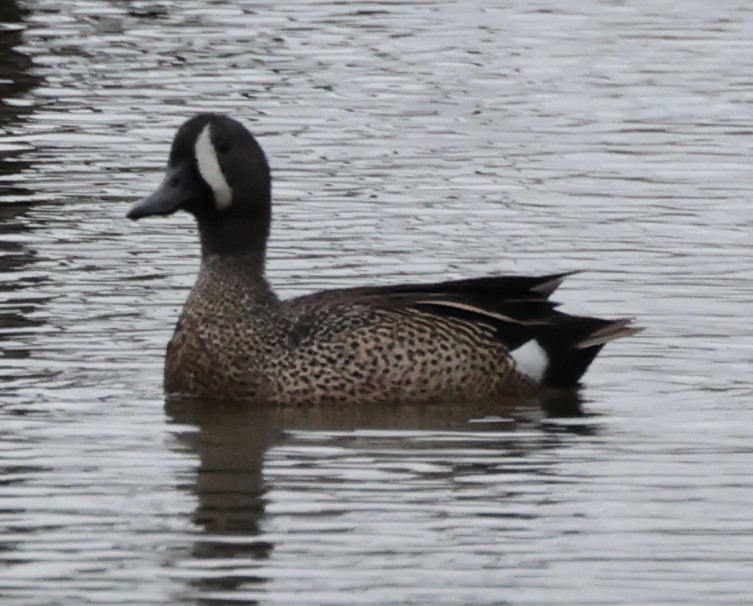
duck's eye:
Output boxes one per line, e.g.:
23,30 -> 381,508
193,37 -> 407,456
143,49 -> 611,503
216,141 -> 231,154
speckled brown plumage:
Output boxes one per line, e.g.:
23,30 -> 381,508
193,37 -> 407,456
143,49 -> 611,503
128,113 -> 640,405
164,256 -> 541,404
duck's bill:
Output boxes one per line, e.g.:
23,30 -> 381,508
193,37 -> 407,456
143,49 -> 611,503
127,164 -> 193,220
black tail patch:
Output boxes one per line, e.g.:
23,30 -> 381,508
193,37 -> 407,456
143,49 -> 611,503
535,317 -> 641,388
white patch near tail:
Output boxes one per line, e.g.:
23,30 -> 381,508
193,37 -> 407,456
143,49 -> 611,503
511,340 -> 548,382
195,124 -> 233,210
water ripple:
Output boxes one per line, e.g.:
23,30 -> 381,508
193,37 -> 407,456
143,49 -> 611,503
0,0 -> 751,604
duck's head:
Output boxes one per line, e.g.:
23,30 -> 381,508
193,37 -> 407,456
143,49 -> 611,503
128,114 -> 271,256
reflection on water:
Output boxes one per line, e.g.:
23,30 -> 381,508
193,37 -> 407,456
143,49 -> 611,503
166,396 -> 590,603
0,0 -> 49,380
1,0 -> 753,604
168,402 -> 277,599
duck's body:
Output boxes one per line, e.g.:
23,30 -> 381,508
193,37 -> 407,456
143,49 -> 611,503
165,256 -> 559,404
128,114 -> 638,405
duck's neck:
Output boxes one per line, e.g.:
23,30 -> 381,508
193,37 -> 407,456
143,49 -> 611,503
198,214 -> 269,273
197,243 -> 276,308
199,221 -> 269,291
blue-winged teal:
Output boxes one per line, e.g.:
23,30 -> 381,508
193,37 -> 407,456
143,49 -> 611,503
127,114 -> 639,405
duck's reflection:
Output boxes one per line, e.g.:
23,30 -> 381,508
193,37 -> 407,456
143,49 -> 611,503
165,400 -> 279,599
166,392 -> 587,600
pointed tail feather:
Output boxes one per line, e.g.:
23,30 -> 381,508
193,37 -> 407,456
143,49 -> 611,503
530,270 -> 581,297
575,318 -> 643,349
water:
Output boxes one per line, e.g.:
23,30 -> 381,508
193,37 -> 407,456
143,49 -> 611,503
1,0 -> 752,604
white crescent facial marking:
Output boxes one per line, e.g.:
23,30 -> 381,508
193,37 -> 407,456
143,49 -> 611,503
195,124 -> 233,210
511,340 -> 548,382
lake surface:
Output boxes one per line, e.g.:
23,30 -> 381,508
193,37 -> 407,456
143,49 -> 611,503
1,0 -> 752,604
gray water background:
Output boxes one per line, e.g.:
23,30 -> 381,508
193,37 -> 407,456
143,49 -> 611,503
1,1 -> 752,604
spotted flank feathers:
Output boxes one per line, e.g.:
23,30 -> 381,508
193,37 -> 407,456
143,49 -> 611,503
127,113 -> 640,405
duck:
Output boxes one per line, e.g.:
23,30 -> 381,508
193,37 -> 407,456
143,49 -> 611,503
127,113 -> 639,405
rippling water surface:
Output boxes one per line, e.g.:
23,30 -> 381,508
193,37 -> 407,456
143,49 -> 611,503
1,1 -> 752,604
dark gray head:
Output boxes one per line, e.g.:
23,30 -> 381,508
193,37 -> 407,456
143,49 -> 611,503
127,114 -> 271,256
